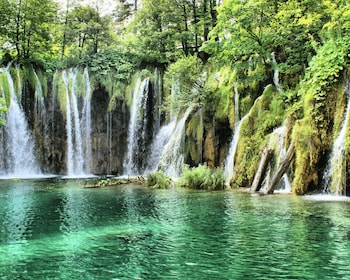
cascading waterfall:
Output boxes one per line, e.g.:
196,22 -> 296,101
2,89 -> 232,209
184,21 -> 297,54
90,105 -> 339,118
0,64 -> 41,177
234,83 -> 239,123
224,83 -> 241,185
266,125 -> 291,192
145,121 -> 177,173
224,96 -> 262,185
156,107 -> 193,177
324,85 -> 350,195
123,76 -> 151,175
145,78 -> 179,173
34,70 -> 48,138
62,68 -> 92,177
152,68 -> 162,134
224,115 -> 248,185
107,111 -> 113,174
271,52 -> 282,93
82,68 -> 92,172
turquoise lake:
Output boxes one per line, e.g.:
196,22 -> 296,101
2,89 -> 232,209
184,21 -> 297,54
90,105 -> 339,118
0,179 -> 350,279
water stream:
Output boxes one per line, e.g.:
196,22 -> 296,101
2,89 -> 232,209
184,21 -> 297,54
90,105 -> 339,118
0,64 -> 41,177
157,107 -> 193,177
224,83 -> 241,185
123,76 -> 150,175
324,84 -> 350,195
62,68 -> 92,177
271,52 -> 282,92
264,125 -> 291,193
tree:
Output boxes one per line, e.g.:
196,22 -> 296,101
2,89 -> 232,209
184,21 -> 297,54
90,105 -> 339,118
0,0 -> 15,58
114,0 -> 133,23
203,0 -> 331,89
126,0 -> 218,64
64,5 -> 114,58
11,0 -> 58,60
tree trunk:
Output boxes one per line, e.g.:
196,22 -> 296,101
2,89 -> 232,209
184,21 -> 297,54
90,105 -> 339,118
250,147 -> 273,193
191,0 -> 199,53
203,0 -> 209,42
265,141 -> 295,194
181,3 -> 189,55
15,0 -> 22,58
61,0 -> 70,58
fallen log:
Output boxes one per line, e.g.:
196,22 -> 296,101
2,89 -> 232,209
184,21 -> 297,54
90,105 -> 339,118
265,141 -> 295,194
250,147 -> 273,193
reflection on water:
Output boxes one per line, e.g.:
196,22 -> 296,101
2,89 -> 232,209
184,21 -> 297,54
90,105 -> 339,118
0,180 -> 350,279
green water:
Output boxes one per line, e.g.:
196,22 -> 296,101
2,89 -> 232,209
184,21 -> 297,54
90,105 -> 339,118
0,179 -> 350,279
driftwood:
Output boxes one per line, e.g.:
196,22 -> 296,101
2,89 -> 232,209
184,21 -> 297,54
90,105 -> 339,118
250,147 -> 273,193
265,141 -> 295,194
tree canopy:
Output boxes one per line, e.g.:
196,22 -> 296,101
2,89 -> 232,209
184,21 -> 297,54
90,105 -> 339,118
0,0 -> 349,85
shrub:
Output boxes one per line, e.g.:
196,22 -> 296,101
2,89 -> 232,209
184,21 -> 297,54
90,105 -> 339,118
0,97 -> 6,126
145,171 -> 172,189
176,164 -> 225,190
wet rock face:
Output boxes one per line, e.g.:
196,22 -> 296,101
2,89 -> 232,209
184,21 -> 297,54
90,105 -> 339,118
24,82 -> 129,176
90,87 -> 128,175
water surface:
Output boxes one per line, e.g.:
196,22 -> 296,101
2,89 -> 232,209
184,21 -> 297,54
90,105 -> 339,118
0,179 -> 350,279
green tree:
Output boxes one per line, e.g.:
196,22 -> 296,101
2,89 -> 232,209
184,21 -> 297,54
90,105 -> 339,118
63,5 -> 114,58
126,0 -> 218,64
204,0 -> 331,89
114,0 -> 133,23
164,55 -> 204,112
12,0 -> 58,60
0,0 -> 15,58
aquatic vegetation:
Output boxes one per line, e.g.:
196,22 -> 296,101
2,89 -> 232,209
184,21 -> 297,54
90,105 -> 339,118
176,164 -> 225,190
145,170 -> 172,189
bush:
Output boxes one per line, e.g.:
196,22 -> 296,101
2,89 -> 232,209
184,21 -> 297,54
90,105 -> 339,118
0,97 -> 6,126
176,164 -> 225,190
145,171 -> 172,189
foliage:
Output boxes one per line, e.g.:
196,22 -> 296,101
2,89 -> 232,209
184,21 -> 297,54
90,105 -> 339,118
203,0 -> 332,90
126,0 -> 218,64
0,71 -> 10,107
176,164 -> 225,190
0,97 -> 6,126
58,4 -> 117,64
96,179 -> 110,187
290,34 -> 350,194
231,85 -> 286,188
0,0 -> 58,61
163,55 -> 204,113
145,171 -> 173,189
83,48 -> 136,102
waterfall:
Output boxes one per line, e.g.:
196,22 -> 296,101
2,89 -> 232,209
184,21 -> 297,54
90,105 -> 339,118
224,115 -> 248,185
107,111 -> 113,174
34,70 -> 48,138
152,68 -> 162,134
271,52 -> 282,93
145,77 -> 183,175
224,96 -> 262,185
34,71 -> 45,115
156,107 -> 193,177
324,85 -> 350,195
234,83 -> 239,124
145,120 -> 177,173
170,79 -> 181,121
123,76 -> 151,175
265,125 -> 291,193
62,68 -> 92,177
224,84 -> 241,185
82,68 -> 92,173
0,64 -> 41,177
